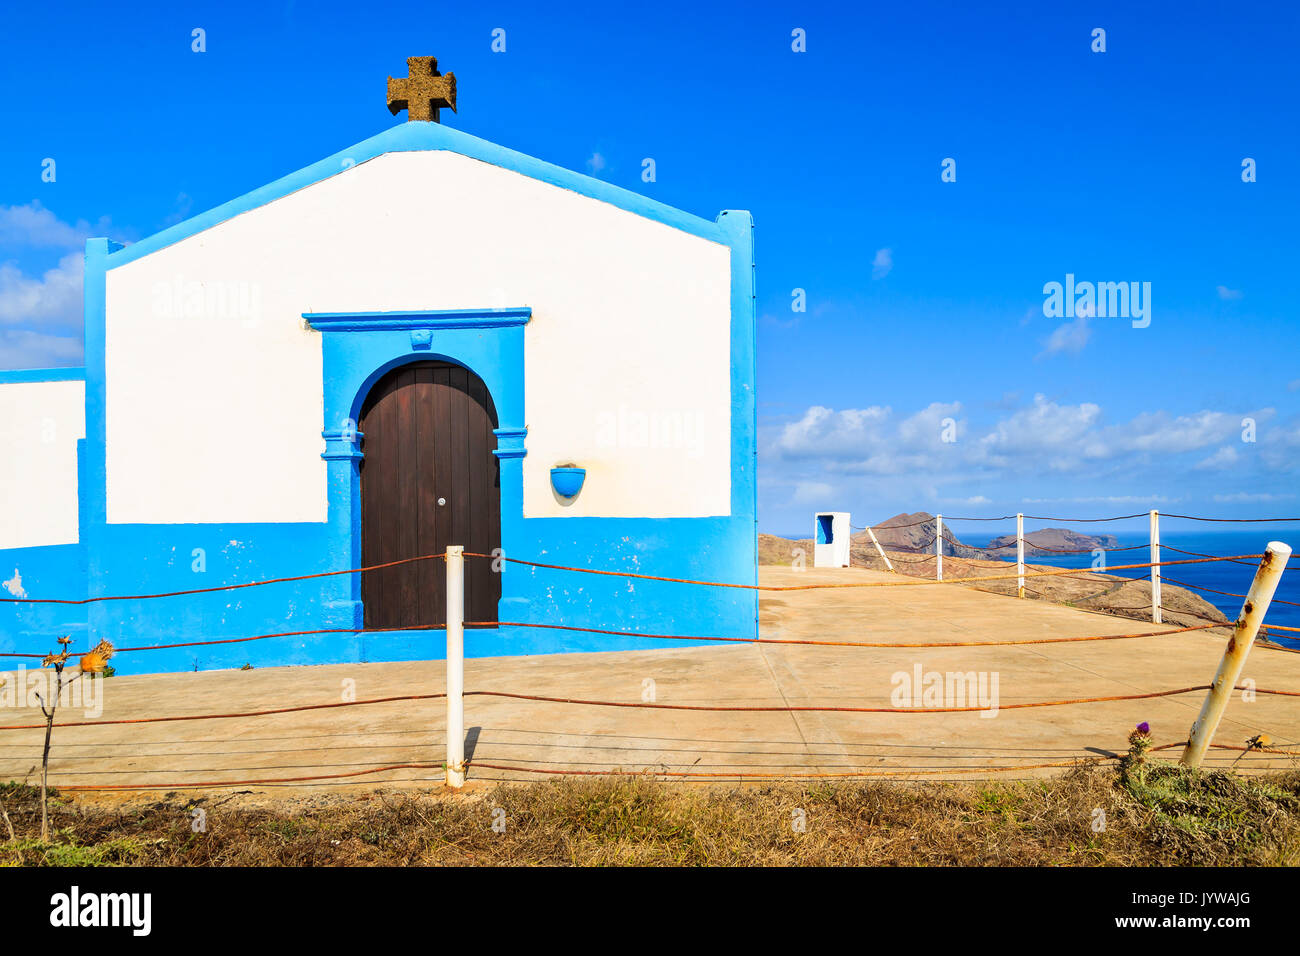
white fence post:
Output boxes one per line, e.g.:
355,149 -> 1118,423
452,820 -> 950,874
1016,513 -> 1025,599
935,514 -> 943,581
1180,541 -> 1292,769
445,545 -> 465,789
1149,509 -> 1162,624
866,526 -> 894,572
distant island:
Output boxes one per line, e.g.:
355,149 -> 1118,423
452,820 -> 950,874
986,527 -> 1119,556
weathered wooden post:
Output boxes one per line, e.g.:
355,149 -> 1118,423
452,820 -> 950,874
445,545 -> 466,788
1016,512 -> 1025,599
1149,509 -> 1162,624
935,514 -> 943,581
867,526 -> 894,572
1180,541 -> 1292,769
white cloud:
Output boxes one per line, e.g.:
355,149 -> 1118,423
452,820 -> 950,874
774,405 -> 892,459
0,203 -> 119,369
769,402 -> 971,478
0,328 -> 83,368
1121,409 -> 1262,454
898,402 -> 962,444
979,394 -> 1104,463
759,393 -> 1296,527
1216,285 -> 1244,301
760,310 -> 800,331
1038,313 -> 1091,357
792,480 -> 834,504
1211,492 -> 1294,503
1021,495 -> 1174,505
1260,420 -> 1300,472
943,495 -> 991,505
764,394 -> 1281,498
1193,445 -> 1239,470
0,252 -> 83,332
0,201 -> 111,250
871,248 -> 892,280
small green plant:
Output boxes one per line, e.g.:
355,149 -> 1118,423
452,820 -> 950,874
1115,721 -> 1300,862
1118,721 -> 1152,788
974,786 -> 1022,824
5,836 -> 147,866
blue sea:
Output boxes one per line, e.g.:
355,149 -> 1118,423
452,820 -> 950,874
983,528 -> 1300,646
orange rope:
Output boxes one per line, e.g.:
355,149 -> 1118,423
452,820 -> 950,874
1211,743 -> 1300,757
11,683 -> 1292,734
2,552 -> 448,606
114,623 -> 445,654
55,756 -> 1115,790
7,544 -> 1272,607
469,552 -> 1264,591
463,757 -> 1111,779
2,624 -> 448,659
57,761 -> 445,792
51,736 -> 1300,792
460,685 -> 1217,713
1158,544 -> 1259,567
0,693 -> 446,732
480,619 -> 1221,648
1162,575 -> 1300,609
0,618 -> 1237,662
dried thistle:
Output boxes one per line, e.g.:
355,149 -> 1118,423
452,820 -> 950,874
40,650 -> 71,669
79,639 -> 116,674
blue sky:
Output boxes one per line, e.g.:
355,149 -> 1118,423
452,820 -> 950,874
2,0 -> 1297,534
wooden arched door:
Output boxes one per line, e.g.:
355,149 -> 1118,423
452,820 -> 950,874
358,361 -> 501,628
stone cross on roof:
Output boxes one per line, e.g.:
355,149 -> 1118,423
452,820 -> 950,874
387,56 -> 457,123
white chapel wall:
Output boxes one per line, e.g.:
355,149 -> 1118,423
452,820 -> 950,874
0,380 -> 84,548
103,150 -> 733,524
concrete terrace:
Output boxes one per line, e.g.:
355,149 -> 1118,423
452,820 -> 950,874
2,566 -> 1298,797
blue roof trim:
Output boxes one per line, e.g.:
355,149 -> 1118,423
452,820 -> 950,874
0,367 -> 86,384
103,123 -> 729,270
305,307 -> 532,332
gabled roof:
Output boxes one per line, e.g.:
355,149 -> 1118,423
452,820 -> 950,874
102,122 -> 733,270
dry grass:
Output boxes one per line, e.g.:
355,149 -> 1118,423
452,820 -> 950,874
3,760 -> 1299,866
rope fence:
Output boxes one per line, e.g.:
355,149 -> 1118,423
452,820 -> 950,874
47,737 -> 1300,793
8,673 -> 1298,790
0,511 -> 1295,791
11,682 -> 1277,733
